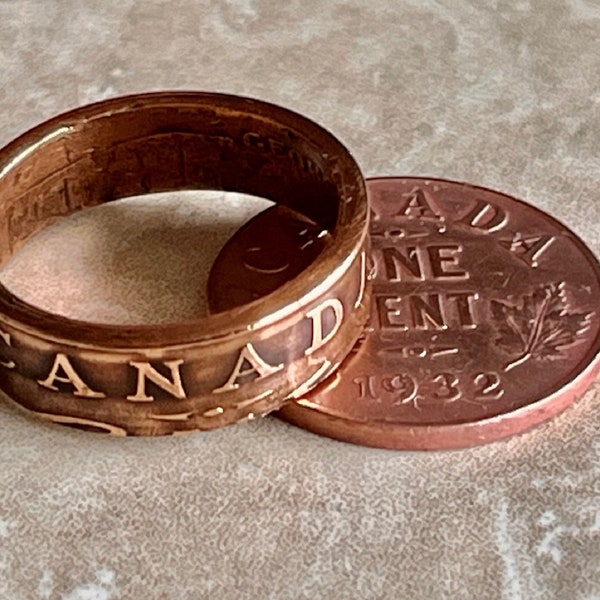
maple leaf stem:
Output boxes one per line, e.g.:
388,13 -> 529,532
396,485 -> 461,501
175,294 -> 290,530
505,352 -> 532,372
507,314 -> 529,346
505,290 -> 553,371
497,283 -> 589,371
523,291 -> 552,356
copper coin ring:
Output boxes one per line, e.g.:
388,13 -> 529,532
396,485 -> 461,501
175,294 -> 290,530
0,92 -> 369,435
208,177 -> 600,449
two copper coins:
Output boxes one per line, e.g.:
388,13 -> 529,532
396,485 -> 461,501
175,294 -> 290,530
1,93 -> 598,449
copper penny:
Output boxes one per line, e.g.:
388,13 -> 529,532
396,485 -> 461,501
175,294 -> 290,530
208,177 -> 600,449
208,205 -> 330,312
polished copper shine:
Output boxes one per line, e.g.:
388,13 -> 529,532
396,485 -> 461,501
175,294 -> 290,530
0,92 -> 369,435
208,177 -> 600,449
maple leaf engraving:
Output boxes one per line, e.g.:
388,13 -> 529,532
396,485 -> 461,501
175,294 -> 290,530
490,283 -> 592,371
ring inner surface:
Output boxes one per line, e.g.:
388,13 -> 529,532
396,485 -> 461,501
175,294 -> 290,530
0,101 -> 340,267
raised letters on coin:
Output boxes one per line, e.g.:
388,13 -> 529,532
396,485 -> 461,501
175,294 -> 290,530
0,92 -> 370,435
207,178 -> 600,449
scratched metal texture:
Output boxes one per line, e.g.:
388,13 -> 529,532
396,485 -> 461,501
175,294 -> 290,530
0,1 -> 598,599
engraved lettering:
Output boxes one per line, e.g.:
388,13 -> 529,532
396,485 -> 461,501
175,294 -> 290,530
380,245 -> 468,281
0,329 -> 15,369
289,148 -> 322,177
381,374 -> 417,405
243,132 -> 270,151
353,375 -> 378,400
213,343 -> 283,393
353,371 -> 508,410
127,360 -> 186,402
305,298 -> 344,355
429,346 -> 459,357
432,373 -> 461,402
474,372 -> 504,400
382,246 -> 422,280
427,244 -> 467,279
446,292 -> 478,328
409,294 -> 446,330
460,199 -> 507,233
242,132 -> 322,177
379,345 -> 459,358
378,293 -> 477,330
38,353 -> 105,398
499,233 -> 555,268
207,134 -> 235,149
376,295 -> 408,330
394,187 -> 440,219
379,345 -> 427,358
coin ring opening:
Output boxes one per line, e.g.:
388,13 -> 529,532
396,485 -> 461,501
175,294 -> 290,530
0,92 -> 369,435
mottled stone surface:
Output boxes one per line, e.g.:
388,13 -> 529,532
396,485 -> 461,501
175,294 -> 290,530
0,1 -> 599,598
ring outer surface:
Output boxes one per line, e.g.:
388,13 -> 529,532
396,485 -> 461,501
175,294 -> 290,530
0,92 -> 369,435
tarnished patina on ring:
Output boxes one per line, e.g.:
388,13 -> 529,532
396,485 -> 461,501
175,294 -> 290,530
0,92 -> 369,435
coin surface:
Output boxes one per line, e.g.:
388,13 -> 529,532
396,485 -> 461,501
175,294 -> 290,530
207,205 -> 330,313
208,178 -> 600,449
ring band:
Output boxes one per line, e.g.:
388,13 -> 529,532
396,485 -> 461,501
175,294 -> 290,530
0,92 -> 369,435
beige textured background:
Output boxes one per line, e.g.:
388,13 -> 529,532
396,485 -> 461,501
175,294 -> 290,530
0,1 -> 599,599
